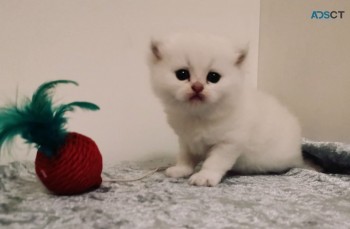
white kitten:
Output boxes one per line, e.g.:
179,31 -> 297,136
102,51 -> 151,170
148,33 -> 304,186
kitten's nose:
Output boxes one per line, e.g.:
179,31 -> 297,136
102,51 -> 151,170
191,82 -> 204,93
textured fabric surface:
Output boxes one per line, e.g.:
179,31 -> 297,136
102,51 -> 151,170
1,142 -> 350,229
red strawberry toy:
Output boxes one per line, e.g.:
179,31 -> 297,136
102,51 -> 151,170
0,80 -> 102,195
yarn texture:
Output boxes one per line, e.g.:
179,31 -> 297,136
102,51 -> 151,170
35,132 -> 102,195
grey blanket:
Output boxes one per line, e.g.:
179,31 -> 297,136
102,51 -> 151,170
1,141 -> 350,229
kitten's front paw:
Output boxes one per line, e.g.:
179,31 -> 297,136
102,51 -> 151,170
165,165 -> 194,178
189,170 -> 223,187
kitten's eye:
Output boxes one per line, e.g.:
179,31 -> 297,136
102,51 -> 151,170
175,69 -> 190,81
207,71 -> 221,83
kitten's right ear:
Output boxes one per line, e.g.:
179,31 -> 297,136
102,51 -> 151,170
150,40 -> 162,62
235,48 -> 248,67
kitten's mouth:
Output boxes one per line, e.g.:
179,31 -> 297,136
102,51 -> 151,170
189,93 -> 205,103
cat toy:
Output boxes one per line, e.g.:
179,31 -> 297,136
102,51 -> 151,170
0,80 -> 102,195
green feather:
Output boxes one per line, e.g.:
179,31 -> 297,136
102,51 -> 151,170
0,80 -> 99,157
57,102 -> 100,114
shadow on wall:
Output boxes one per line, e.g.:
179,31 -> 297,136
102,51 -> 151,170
258,0 -> 350,144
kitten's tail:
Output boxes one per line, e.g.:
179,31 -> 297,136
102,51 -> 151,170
302,140 -> 350,174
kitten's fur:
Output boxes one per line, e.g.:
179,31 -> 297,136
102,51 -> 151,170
148,33 -> 304,186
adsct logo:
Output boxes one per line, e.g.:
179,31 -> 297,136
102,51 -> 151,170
311,10 -> 345,19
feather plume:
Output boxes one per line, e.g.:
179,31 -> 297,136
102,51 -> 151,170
0,80 -> 99,157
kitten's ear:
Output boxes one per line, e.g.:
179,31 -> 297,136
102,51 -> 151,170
235,47 -> 248,67
150,39 -> 162,62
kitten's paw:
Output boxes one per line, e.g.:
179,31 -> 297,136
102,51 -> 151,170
189,170 -> 223,187
165,165 -> 194,178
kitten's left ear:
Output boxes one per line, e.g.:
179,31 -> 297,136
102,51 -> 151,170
235,47 -> 248,67
150,39 -> 162,62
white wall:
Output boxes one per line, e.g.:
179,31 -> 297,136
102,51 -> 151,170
259,0 -> 350,144
0,0 -> 260,164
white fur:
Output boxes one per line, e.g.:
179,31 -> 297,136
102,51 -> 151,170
148,33 -> 303,186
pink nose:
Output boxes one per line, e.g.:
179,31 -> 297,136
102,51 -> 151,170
191,82 -> 204,93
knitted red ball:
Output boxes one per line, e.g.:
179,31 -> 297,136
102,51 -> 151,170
0,80 -> 103,195
35,132 -> 103,195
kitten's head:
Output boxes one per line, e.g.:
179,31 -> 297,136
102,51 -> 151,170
148,33 -> 247,113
